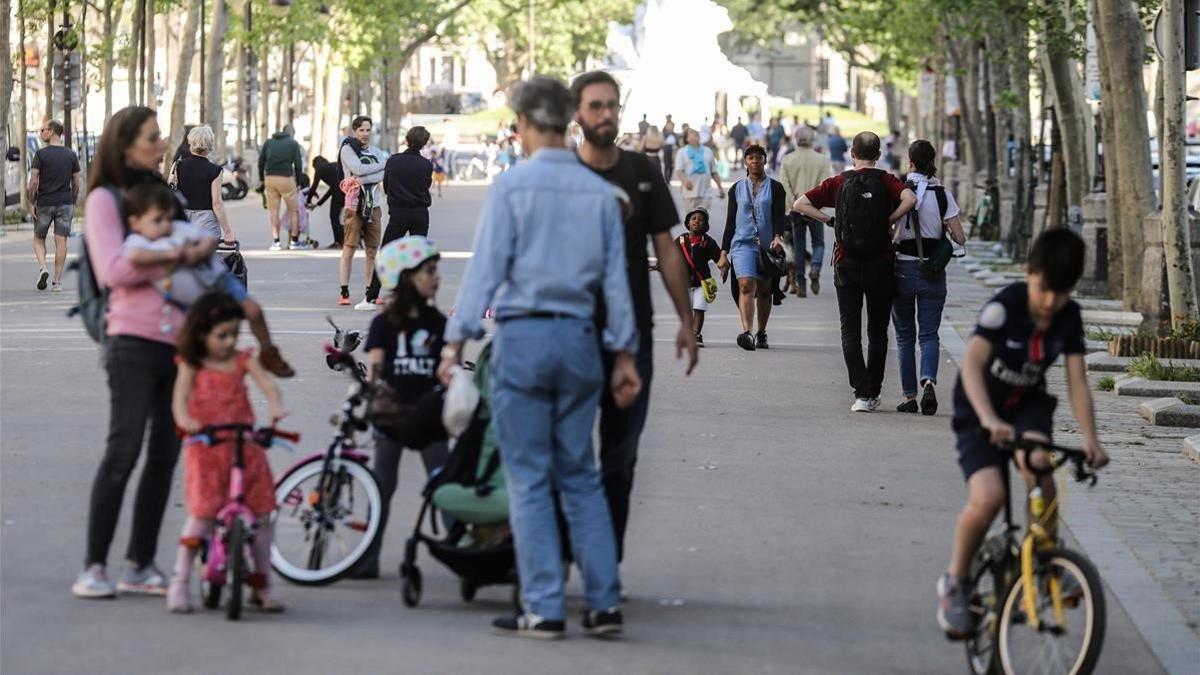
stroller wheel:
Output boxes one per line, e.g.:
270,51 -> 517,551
401,565 -> 422,607
459,579 -> 477,602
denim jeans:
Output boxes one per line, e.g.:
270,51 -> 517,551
491,317 -> 620,619
790,214 -> 825,276
891,259 -> 947,398
599,332 -> 654,563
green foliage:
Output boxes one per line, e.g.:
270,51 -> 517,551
772,103 -> 886,136
1168,319 -> 1200,342
1096,375 -> 1115,391
463,0 -> 637,86
1127,353 -> 1200,382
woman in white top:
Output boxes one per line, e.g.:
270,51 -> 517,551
892,140 -> 967,415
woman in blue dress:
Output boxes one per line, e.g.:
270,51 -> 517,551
717,144 -> 787,351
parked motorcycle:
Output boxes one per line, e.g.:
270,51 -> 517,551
220,157 -> 250,201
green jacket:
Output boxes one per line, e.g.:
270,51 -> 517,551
258,132 -> 303,181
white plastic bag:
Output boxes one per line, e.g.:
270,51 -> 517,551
442,365 -> 480,438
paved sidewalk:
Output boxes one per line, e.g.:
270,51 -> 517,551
942,259 -> 1200,674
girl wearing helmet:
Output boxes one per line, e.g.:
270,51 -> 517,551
353,236 -> 450,578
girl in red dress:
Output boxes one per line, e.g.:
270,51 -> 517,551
167,293 -> 287,613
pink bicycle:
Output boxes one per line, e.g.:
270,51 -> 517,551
188,424 -> 300,620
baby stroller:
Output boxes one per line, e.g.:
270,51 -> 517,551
399,343 -> 518,608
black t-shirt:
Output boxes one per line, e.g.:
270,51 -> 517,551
176,154 -> 223,210
309,161 -> 345,207
953,282 -> 1086,420
677,233 -> 720,287
365,307 -> 447,404
583,150 -> 679,334
31,145 -> 81,206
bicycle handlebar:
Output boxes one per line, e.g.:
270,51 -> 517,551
187,424 -> 301,447
998,437 -> 1098,486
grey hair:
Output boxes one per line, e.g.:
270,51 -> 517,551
510,76 -> 573,133
187,125 -> 216,155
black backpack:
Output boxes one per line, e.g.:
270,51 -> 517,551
68,187 -> 124,344
834,169 -> 893,259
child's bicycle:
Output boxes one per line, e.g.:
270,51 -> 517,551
269,343 -> 383,585
962,436 -> 1106,675
188,424 -> 300,621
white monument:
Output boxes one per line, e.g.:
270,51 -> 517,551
603,0 -> 770,133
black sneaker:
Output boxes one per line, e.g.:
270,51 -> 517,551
920,381 -> 938,416
695,333 -> 704,348
755,331 -> 769,349
896,399 -> 919,413
491,613 -> 565,640
736,332 -> 756,351
582,607 -> 623,638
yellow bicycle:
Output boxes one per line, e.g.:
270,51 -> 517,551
963,438 -> 1106,675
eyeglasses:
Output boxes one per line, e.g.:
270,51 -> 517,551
586,100 -> 621,113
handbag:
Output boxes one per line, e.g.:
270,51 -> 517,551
365,377 -> 412,433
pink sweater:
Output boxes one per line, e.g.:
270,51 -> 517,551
84,188 -> 183,345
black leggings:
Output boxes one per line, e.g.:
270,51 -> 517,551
367,207 -> 430,300
86,336 -> 181,567
328,198 -> 345,245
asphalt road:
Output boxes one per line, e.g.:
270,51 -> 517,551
0,183 -> 1166,674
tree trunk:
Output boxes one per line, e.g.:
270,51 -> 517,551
1161,0 -> 1199,324
205,0 -> 227,159
164,0 -> 201,172
881,77 -> 901,134
949,38 -> 984,188
144,0 -> 157,109
381,57 -> 403,150
1009,30 -> 1035,258
258,47 -> 269,144
312,45 -> 327,161
1094,0 -> 1154,312
128,0 -> 144,105
0,0 -> 11,158
102,0 -> 116,119
1094,2 -> 1122,297
1039,0 -> 1093,211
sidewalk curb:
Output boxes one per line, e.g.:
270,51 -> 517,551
941,286 -> 1198,675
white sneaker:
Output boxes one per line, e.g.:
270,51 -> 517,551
269,241 -> 283,251
72,564 -> 117,599
868,397 -> 881,411
851,398 -> 874,412
353,298 -> 377,311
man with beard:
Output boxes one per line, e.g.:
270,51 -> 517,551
571,71 -> 699,580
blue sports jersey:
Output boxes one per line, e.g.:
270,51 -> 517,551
952,282 -> 1085,421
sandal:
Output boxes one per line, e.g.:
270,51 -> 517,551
166,578 -> 193,614
250,589 -> 286,613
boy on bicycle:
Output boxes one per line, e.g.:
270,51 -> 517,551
938,228 -> 1108,639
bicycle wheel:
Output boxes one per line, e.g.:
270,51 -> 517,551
964,542 -> 1011,675
272,458 -> 382,585
998,547 -> 1106,675
226,519 -> 246,621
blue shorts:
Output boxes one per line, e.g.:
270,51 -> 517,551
729,242 -> 765,281
951,390 -> 1057,480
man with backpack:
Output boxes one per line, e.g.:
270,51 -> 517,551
793,132 -> 916,412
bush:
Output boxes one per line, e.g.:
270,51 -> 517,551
1126,353 -> 1200,382
1169,319 -> 1200,342
1096,376 -> 1116,392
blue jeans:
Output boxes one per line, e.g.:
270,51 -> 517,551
790,214 -> 825,275
891,259 -> 947,398
491,317 -> 620,619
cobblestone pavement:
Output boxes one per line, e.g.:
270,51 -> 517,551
942,257 -> 1200,672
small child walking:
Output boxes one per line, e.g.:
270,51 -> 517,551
122,181 -> 294,377
676,207 -> 721,346
430,148 -> 447,197
167,293 -> 288,613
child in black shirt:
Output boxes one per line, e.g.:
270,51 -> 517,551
355,235 -> 449,578
676,207 -> 720,346
937,229 -> 1108,639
